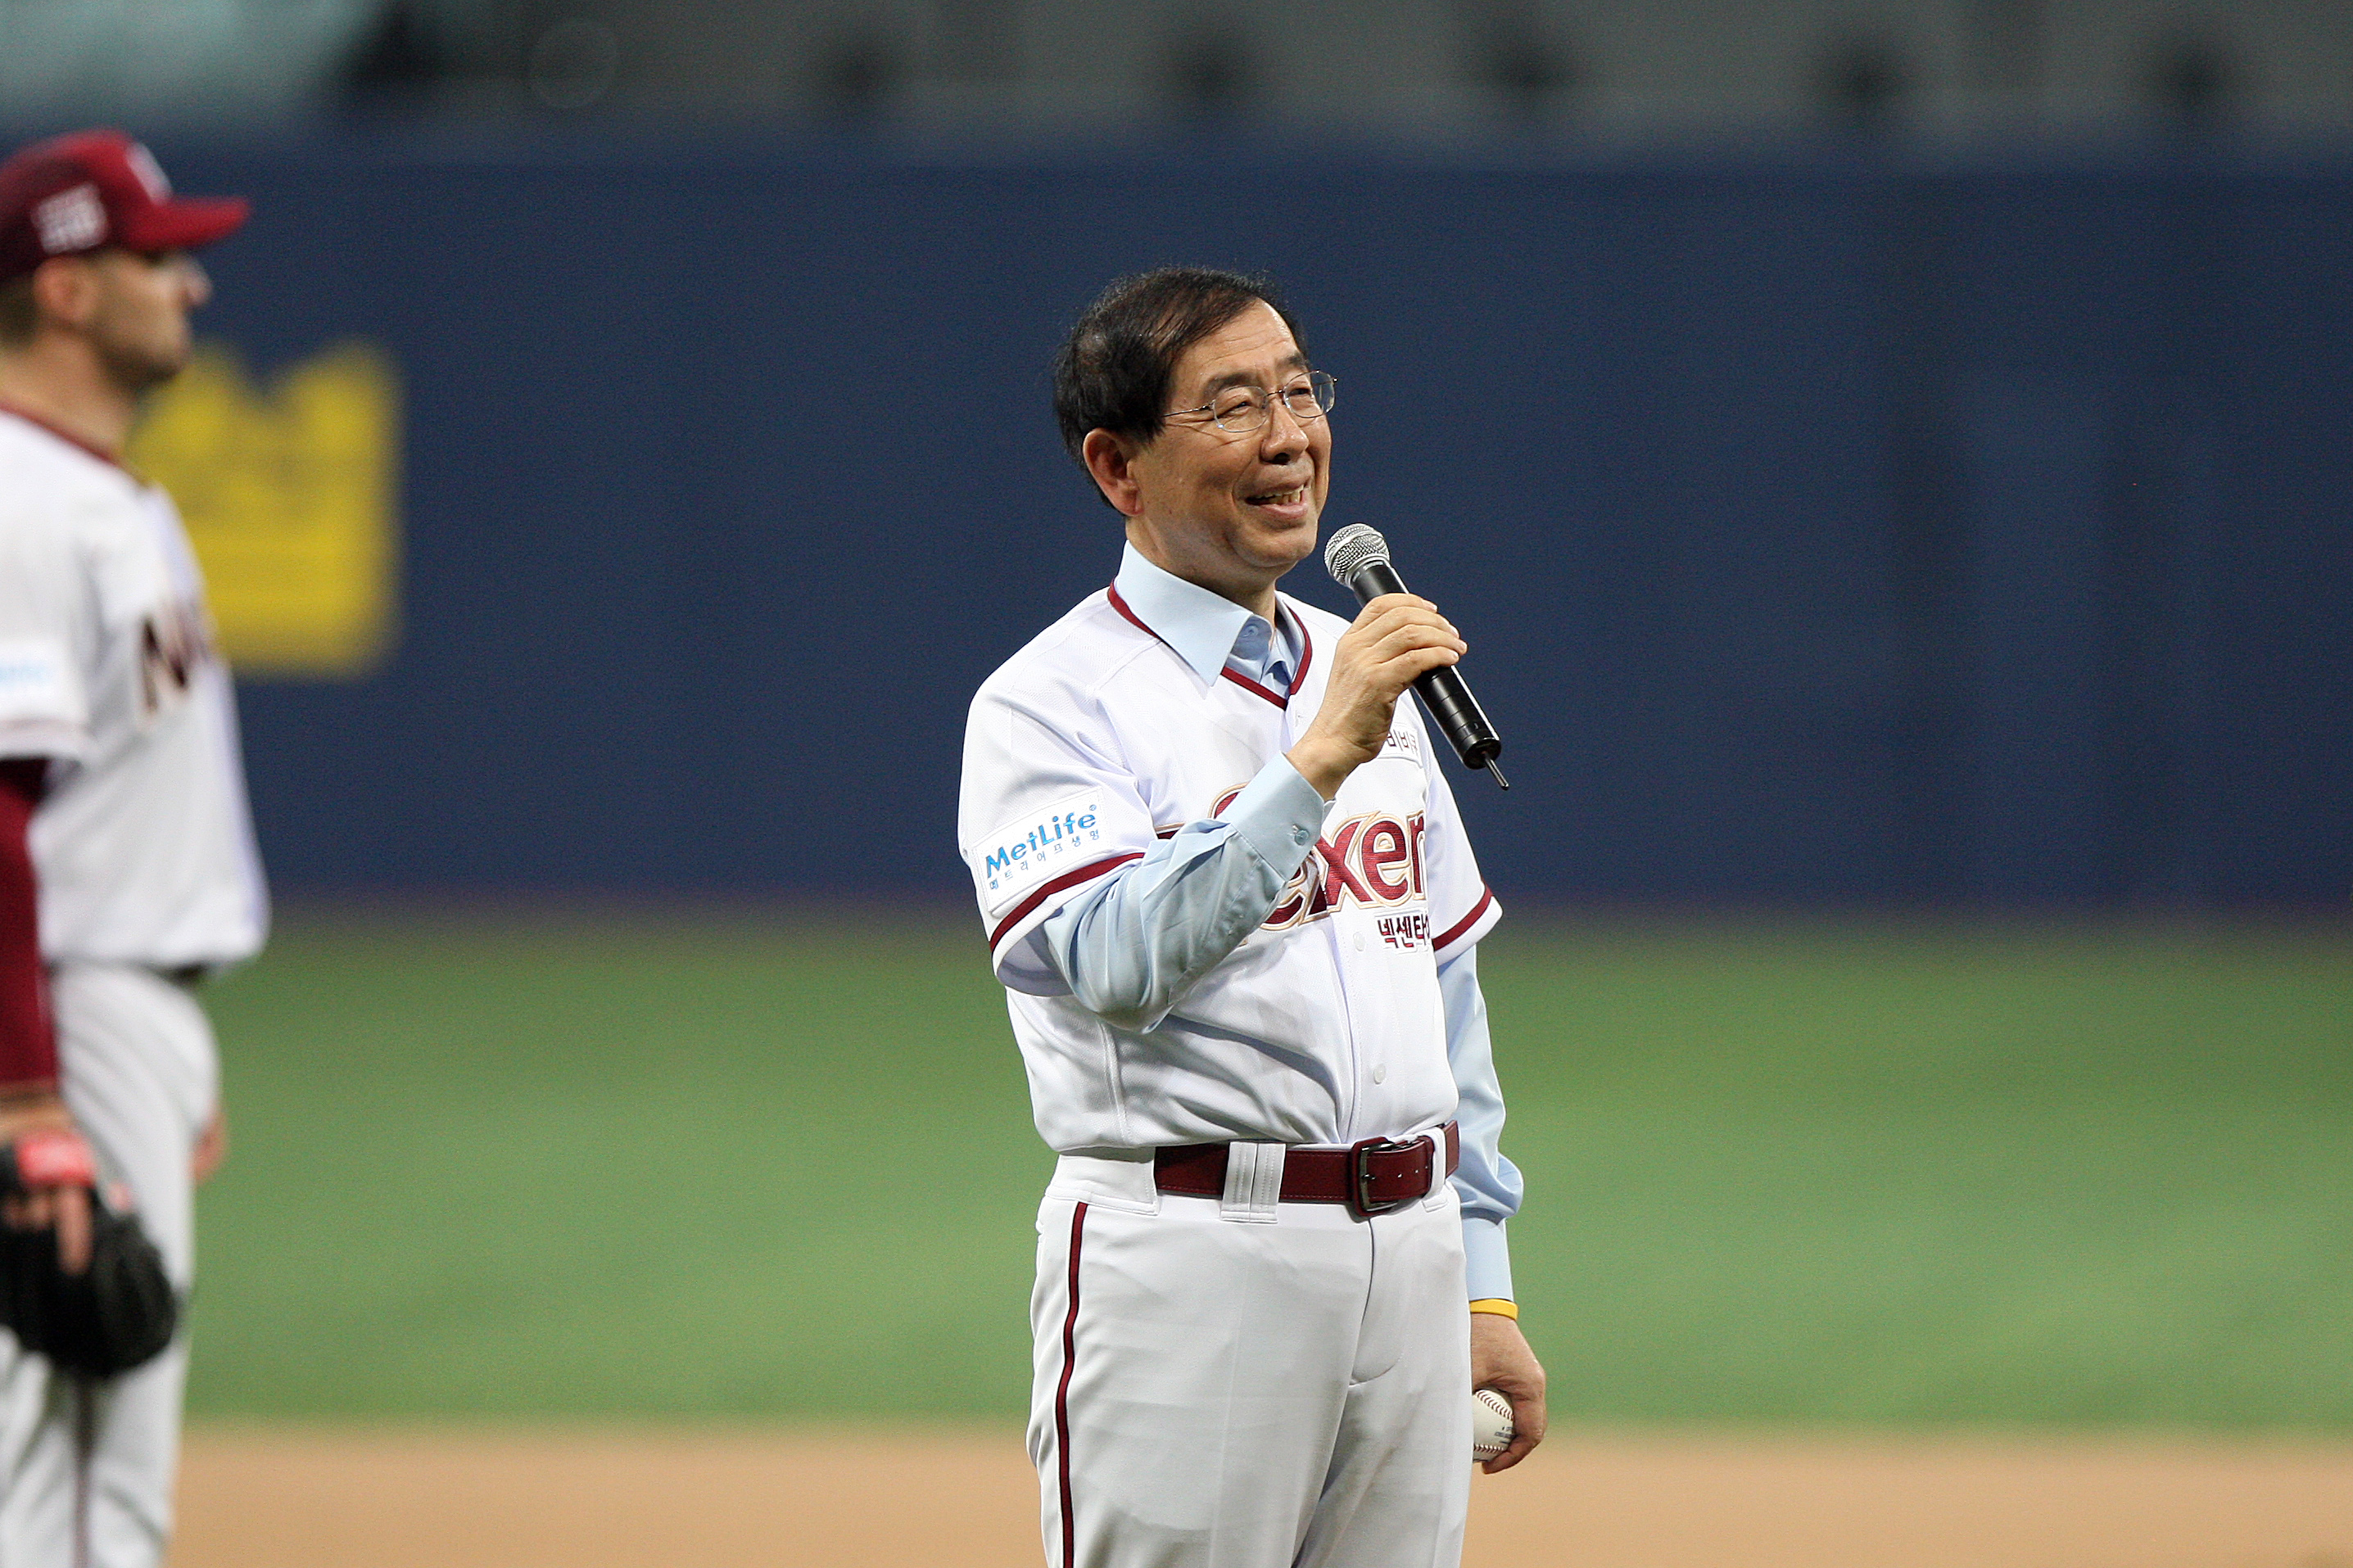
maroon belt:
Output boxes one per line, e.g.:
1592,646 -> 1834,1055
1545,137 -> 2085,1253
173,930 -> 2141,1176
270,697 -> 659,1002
1154,1123 -> 1460,1219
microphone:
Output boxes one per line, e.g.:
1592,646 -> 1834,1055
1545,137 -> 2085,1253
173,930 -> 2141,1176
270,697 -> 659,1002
1323,525 -> 1508,791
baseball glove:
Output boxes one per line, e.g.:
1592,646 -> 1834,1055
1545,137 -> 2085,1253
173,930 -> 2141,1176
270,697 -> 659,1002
0,1132 -> 179,1378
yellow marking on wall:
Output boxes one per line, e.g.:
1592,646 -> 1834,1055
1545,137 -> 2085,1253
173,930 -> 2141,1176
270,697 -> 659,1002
128,341 -> 400,678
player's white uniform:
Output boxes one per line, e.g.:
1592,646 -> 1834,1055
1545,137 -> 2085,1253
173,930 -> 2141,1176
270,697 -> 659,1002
961,547 -> 1515,1568
0,407 -> 267,1566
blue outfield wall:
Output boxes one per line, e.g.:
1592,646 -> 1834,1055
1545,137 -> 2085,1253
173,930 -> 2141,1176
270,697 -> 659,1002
155,137 -> 2351,906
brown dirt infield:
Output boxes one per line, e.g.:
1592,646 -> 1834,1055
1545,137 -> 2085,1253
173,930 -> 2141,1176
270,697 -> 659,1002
176,1425 -> 2353,1567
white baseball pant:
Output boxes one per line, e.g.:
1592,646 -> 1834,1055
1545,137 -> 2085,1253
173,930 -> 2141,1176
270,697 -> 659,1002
1029,1150 -> 1473,1568
0,964 -> 217,1568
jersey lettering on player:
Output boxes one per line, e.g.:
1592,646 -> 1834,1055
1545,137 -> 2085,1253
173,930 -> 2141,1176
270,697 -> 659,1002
1265,811 -> 1426,929
137,599 -> 212,725
1203,773 -> 1429,932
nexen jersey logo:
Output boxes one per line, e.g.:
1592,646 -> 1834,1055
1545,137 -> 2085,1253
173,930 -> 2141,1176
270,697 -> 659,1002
1210,787 -> 1428,933
1269,811 -> 1428,929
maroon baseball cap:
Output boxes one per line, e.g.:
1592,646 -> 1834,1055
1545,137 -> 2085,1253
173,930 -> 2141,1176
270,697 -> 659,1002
0,129 -> 248,283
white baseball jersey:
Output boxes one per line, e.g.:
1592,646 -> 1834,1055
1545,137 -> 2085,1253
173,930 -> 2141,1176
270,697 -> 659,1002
0,408 -> 268,968
959,572 -> 1500,1156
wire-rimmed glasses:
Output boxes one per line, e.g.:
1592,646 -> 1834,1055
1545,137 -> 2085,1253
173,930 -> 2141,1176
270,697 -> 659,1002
1168,371 -> 1337,434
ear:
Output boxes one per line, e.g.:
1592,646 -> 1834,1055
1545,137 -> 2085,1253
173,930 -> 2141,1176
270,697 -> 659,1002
27,257 -> 99,334
1081,427 -> 1148,518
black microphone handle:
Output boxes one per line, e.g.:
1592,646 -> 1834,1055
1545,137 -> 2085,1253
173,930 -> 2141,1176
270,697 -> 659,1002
1343,560 -> 1505,775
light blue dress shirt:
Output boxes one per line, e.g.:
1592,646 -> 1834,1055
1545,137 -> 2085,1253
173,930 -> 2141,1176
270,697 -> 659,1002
1038,544 -> 1522,1301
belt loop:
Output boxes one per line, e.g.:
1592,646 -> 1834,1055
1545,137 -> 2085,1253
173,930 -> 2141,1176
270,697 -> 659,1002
1219,1141 -> 1284,1224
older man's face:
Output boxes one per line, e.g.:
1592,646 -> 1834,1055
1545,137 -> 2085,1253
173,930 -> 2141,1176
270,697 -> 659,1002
1124,302 -> 1331,605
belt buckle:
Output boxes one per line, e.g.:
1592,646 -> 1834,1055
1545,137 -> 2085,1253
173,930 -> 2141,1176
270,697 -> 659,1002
1347,1136 -> 1432,1220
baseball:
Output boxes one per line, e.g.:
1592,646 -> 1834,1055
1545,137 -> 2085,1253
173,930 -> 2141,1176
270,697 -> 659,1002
1470,1386 -> 1515,1462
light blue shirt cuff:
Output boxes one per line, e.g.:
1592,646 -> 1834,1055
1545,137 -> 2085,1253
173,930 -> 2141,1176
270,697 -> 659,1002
1224,754 -> 1330,874
1462,1216 -> 1515,1303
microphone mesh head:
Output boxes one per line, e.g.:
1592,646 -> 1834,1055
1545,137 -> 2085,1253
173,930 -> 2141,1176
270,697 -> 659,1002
1324,524 -> 1390,586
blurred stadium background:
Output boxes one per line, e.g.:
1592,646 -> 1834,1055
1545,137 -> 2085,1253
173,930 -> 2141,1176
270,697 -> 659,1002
7,0 -> 2351,1558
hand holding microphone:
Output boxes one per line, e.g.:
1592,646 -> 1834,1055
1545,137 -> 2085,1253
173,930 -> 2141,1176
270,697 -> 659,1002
1285,524 -> 1509,798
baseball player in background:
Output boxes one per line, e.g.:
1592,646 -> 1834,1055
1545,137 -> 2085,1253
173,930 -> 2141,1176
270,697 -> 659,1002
959,268 -> 1545,1568
0,130 -> 266,1564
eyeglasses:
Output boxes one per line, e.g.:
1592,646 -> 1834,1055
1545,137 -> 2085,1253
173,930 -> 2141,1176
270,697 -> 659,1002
1168,371 -> 1337,434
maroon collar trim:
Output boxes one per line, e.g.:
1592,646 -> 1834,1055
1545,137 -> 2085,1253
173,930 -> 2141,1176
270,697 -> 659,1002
1104,582 -> 1159,644
0,403 -> 128,473
1220,667 -> 1287,709
1105,584 -> 1316,712
1282,612 -> 1315,697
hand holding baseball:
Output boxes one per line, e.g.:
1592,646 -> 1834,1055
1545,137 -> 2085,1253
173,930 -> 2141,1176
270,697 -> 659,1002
1287,593 -> 1464,799
1469,1311 -> 1547,1473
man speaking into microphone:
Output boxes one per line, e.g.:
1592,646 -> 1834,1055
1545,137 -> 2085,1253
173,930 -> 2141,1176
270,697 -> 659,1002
957,267 -> 1545,1568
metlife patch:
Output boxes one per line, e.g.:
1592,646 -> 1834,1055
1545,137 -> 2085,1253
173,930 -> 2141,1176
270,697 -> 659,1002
975,789 -> 1111,918
0,639 -> 75,727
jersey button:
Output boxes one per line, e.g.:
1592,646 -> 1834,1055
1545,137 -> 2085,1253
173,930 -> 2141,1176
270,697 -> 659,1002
1352,931 -> 1365,951
1372,1064 -> 1387,1083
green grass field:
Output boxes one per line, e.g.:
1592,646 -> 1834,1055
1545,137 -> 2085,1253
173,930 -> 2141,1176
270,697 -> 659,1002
184,910 -> 2353,1430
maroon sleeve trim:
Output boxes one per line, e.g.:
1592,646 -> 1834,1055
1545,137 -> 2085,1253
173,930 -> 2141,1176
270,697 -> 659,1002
1432,886 -> 1497,954
987,852 -> 1146,953
0,760 -> 58,1094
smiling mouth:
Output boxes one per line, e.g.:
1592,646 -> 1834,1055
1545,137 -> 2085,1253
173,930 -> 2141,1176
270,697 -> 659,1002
1246,486 -> 1308,508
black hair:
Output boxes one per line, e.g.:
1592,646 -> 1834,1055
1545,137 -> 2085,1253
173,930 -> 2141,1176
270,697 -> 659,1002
0,275 -> 33,349
1050,267 -> 1306,470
